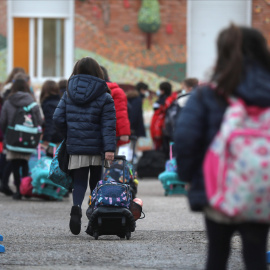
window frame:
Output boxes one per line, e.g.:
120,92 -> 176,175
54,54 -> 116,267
7,0 -> 74,83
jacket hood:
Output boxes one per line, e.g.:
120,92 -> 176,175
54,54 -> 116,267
236,64 -> 270,107
68,74 -> 108,105
126,89 -> 139,99
8,92 -> 35,107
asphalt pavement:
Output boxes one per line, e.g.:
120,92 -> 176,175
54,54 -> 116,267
0,179 -> 268,270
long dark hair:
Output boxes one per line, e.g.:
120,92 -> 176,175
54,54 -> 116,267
68,57 -> 107,95
9,79 -> 30,97
40,80 -> 60,104
69,57 -> 104,80
212,24 -> 270,97
4,67 -> 25,85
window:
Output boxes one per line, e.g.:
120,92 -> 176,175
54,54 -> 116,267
8,0 -> 74,82
33,18 -> 65,78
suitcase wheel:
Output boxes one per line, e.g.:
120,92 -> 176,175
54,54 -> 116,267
98,216 -> 102,227
94,231 -> 99,240
126,231 -> 131,240
119,234 -> 125,239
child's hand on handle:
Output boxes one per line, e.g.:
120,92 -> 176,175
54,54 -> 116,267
105,152 -> 114,161
119,135 -> 129,142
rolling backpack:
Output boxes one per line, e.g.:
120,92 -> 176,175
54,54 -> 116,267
203,98 -> 270,222
90,179 -> 132,210
5,102 -> 42,153
103,158 -> 138,198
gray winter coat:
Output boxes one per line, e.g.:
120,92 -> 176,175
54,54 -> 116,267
0,92 -> 43,160
0,92 -> 43,133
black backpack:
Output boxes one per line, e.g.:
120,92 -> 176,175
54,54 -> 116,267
163,100 -> 180,141
6,102 -> 42,153
137,150 -> 167,178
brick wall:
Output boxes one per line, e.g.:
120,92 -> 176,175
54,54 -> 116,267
75,0 -> 187,82
75,0 -> 186,48
0,0 -> 7,37
252,0 -> 270,45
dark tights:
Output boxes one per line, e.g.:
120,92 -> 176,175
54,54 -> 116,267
205,217 -> 269,270
0,154 -> 13,188
10,159 -> 29,194
71,166 -> 102,207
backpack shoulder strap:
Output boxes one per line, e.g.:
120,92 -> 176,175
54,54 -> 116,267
23,102 -> 37,112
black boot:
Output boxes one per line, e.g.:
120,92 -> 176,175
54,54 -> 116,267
12,192 -> 22,200
69,206 -> 82,235
0,186 -> 14,196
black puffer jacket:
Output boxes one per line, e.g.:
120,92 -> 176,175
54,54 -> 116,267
53,74 -> 116,155
41,95 -> 63,143
174,63 -> 270,211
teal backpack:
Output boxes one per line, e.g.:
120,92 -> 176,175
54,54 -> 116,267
31,156 -> 67,200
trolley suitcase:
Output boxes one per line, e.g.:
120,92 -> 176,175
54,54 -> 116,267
158,142 -> 186,196
86,155 -> 136,240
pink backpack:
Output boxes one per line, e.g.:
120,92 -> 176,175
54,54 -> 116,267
203,98 -> 270,222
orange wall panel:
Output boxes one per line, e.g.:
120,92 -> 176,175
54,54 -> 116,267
13,18 -> 29,73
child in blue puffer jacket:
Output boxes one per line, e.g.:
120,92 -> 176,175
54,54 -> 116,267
53,57 -> 116,235
175,25 -> 270,270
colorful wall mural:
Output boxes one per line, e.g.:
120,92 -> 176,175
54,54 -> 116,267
1,0 -> 270,89
74,0 -> 186,91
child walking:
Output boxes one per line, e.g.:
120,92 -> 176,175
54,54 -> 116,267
53,57 -> 116,235
0,78 -> 43,200
174,25 -> 270,270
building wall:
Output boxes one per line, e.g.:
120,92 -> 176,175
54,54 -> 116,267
253,0 -> 270,45
1,0 -> 270,85
0,0 -> 7,37
0,0 -> 7,82
74,0 -> 187,90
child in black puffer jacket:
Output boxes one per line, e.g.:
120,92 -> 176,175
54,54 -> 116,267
53,57 -> 116,235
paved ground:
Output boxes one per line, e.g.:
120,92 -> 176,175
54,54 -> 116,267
0,179 -> 269,270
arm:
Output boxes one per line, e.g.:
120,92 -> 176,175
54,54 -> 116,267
101,94 -> 116,153
174,90 -> 206,182
113,88 -> 130,139
129,97 -> 141,130
53,92 -> 67,137
0,102 -> 8,134
33,105 -> 43,127
41,103 -> 55,142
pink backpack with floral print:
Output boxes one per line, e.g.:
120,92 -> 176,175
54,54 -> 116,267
203,98 -> 270,222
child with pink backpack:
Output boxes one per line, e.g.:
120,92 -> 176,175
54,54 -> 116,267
174,25 -> 270,270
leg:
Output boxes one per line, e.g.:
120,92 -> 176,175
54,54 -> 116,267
21,160 -> 29,178
71,166 -> 89,207
238,223 -> 269,270
69,167 -> 89,235
89,166 -> 102,193
11,159 -> 22,194
0,158 -> 13,196
205,217 -> 235,270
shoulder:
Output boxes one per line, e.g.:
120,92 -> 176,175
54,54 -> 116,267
105,93 -> 114,103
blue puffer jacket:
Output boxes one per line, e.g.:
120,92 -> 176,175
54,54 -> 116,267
53,74 -> 116,155
174,63 -> 270,212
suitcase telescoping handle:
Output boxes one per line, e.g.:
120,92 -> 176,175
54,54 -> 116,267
38,141 -> 57,160
101,155 -> 127,183
170,142 -> 174,161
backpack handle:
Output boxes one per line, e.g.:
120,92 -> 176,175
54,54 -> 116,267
170,142 -> 174,160
38,141 -> 57,160
101,155 -> 127,183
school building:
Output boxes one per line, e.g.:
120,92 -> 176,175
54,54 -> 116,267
0,0 -> 269,90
